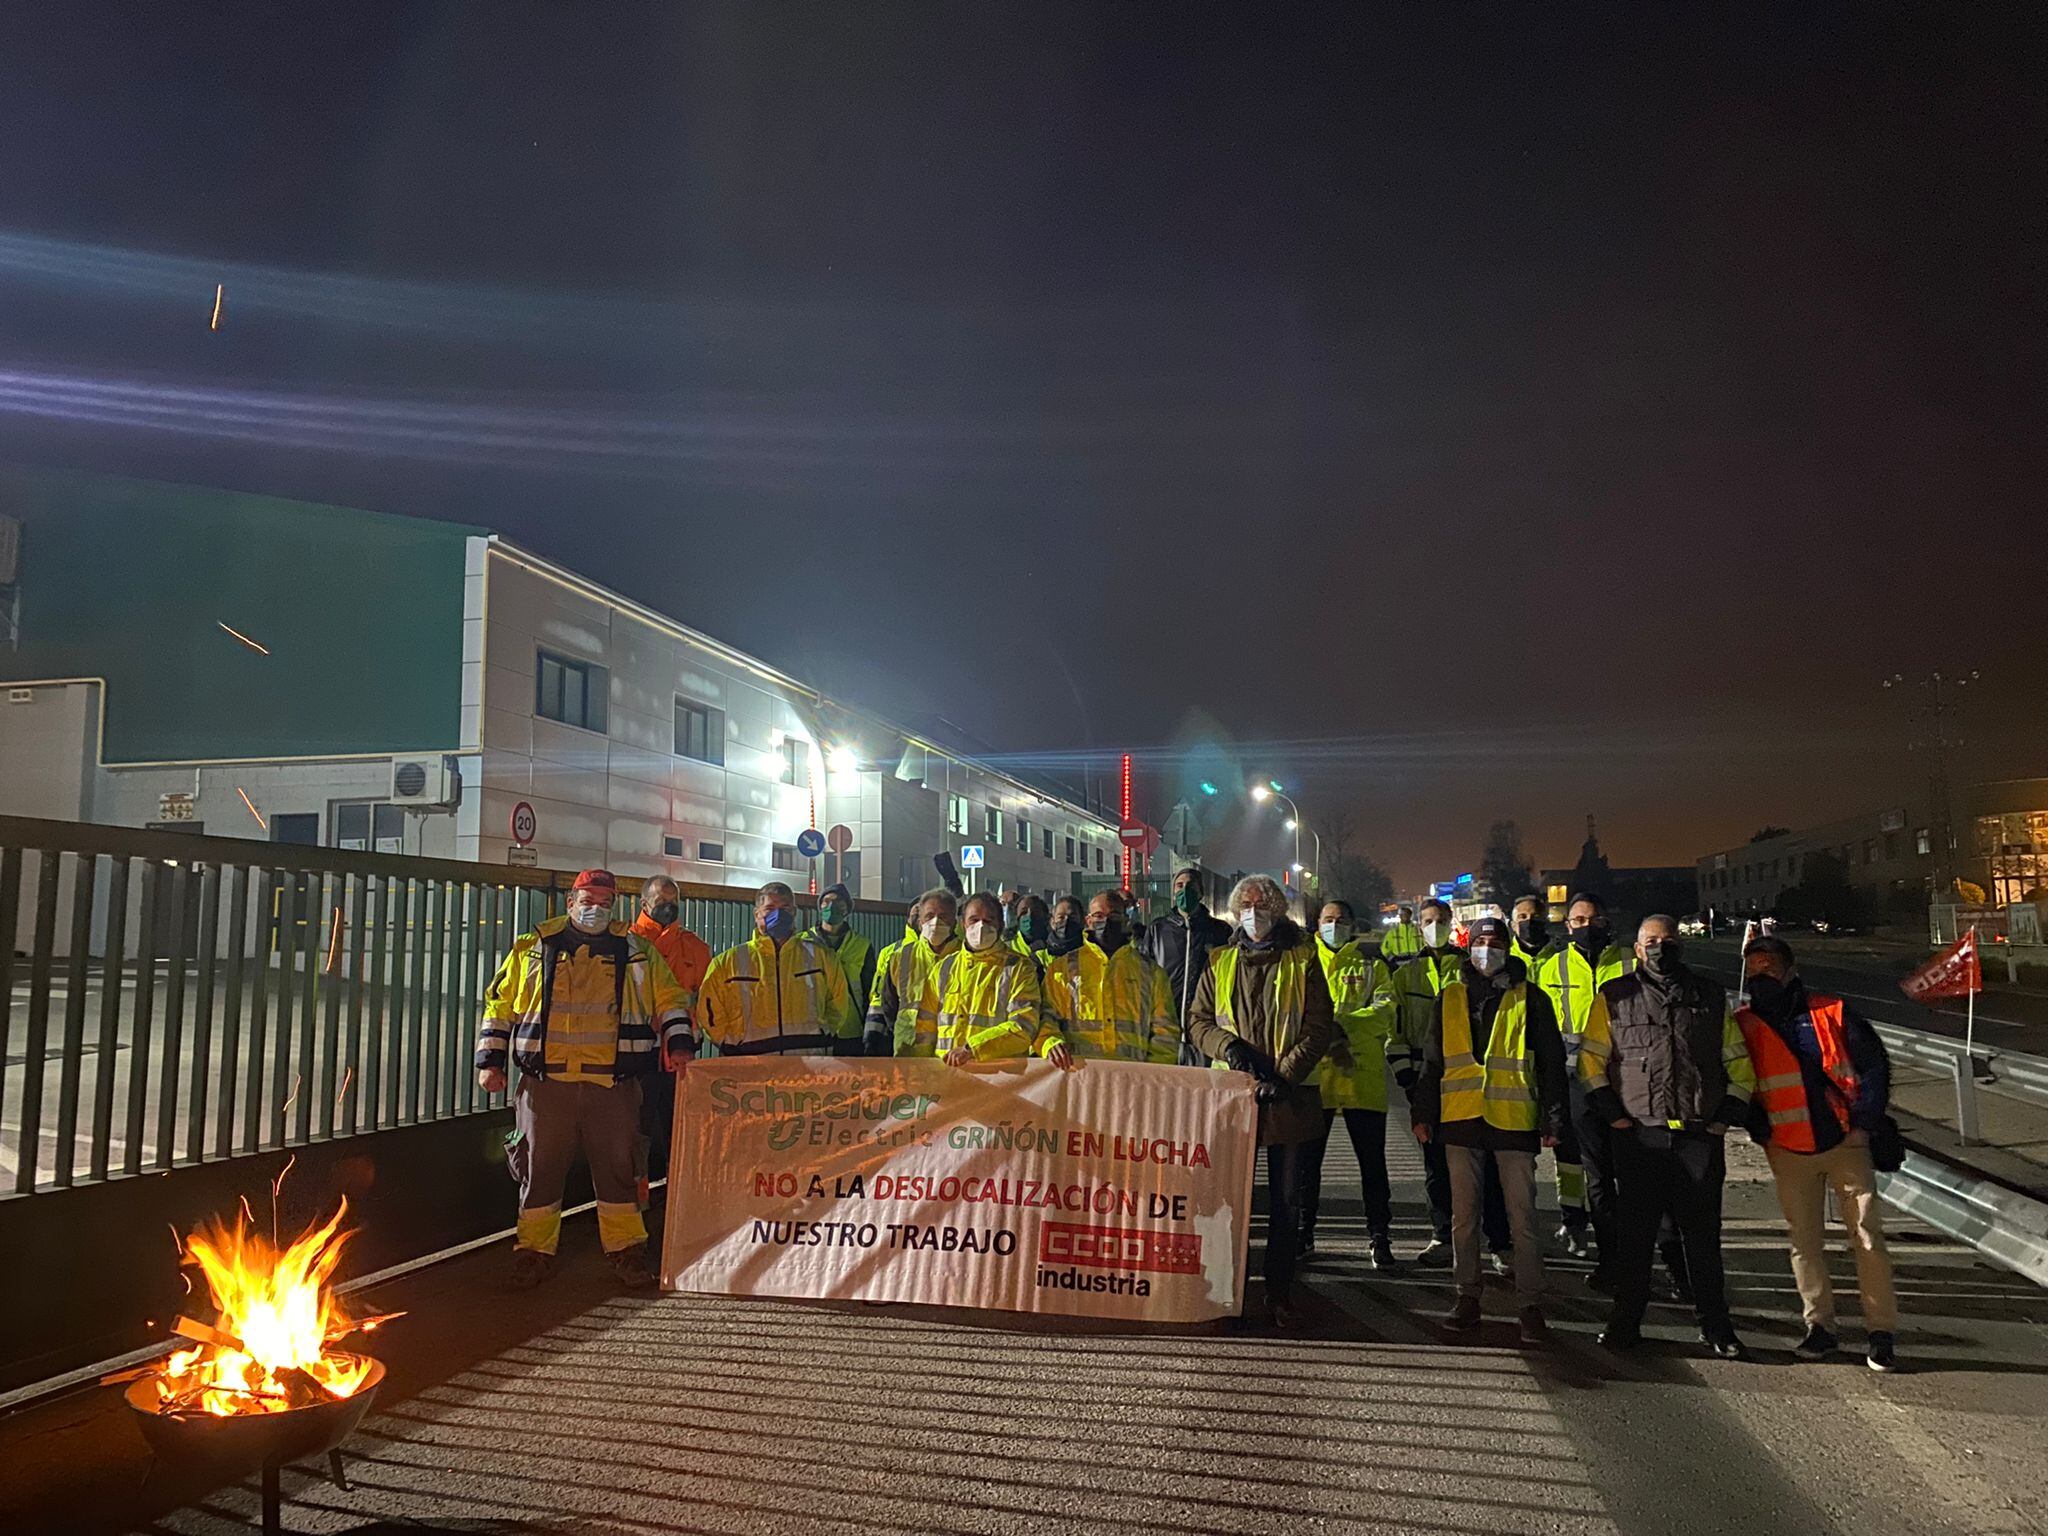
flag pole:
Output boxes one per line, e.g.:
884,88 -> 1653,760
1965,924 -> 1978,1063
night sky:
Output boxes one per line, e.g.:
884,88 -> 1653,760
1,3 -> 2041,891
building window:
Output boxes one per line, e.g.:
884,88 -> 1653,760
675,699 -> 725,765
1016,817 -> 1031,851
1916,827 -> 1932,856
1863,838 -> 1877,864
1042,828 -> 1054,858
334,801 -> 405,854
1884,831 -> 1900,860
778,738 -> 804,786
1095,847 -> 1105,872
948,794 -> 969,836
537,650 -> 607,734
986,806 -> 1004,842
772,843 -> 799,871
1065,836 -> 1076,865
663,836 -> 686,857
272,812 -> 320,846
699,841 -> 725,863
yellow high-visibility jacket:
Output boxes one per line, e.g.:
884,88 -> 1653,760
1435,979 -> 1538,1131
928,945 -> 1040,1060
1038,939 -> 1177,1063
1316,938 -> 1395,1111
1532,941 -> 1636,1053
697,933 -> 857,1056
866,931 -> 962,1055
477,916 -> 689,1085
1377,948 -> 1464,1084
800,925 -> 874,1037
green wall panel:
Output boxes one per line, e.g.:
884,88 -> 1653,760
0,469 -> 481,762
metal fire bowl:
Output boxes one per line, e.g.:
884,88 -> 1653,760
124,1357 -> 385,1472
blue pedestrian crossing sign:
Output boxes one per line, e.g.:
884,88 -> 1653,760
959,845 -> 985,869
796,828 -> 826,859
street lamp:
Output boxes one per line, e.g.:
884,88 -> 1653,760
1252,781 -> 1303,876
827,745 -> 859,776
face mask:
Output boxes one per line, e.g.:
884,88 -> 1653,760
1420,918 -> 1446,948
1240,908 -> 1273,941
1571,922 -> 1609,953
1049,917 -> 1082,955
1319,921 -> 1352,948
569,903 -> 610,934
1124,905 -> 1142,926
1018,912 -> 1048,944
1174,886 -> 1200,914
1745,974 -> 1787,1010
1641,938 -> 1682,975
819,901 -> 847,927
1514,918 -> 1546,948
1088,916 -> 1125,947
759,906 -> 796,942
921,918 -> 953,948
965,919 -> 999,952
1470,943 -> 1505,976
648,901 -> 679,927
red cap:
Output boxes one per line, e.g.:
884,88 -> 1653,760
570,868 -> 617,897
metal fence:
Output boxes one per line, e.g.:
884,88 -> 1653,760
0,815 -> 906,1197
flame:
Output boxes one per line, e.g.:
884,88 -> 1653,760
149,1197 -> 387,1417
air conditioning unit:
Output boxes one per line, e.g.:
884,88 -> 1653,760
390,754 -> 460,808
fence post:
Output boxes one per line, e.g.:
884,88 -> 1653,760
1954,1052 -> 1983,1145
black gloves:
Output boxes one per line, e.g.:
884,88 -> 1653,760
1253,1078 -> 1285,1105
1395,1068 -> 1418,1093
1221,1039 -> 1262,1076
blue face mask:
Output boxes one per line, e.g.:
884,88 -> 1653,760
760,906 -> 796,941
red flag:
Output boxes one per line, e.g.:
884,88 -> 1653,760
1901,928 -> 1982,1002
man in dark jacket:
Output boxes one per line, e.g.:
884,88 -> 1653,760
1579,916 -> 1757,1357
1189,874 -> 1336,1329
1145,865 -> 1233,1066
1412,917 -> 1569,1345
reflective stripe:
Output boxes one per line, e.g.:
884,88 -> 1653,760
1755,1071 -> 1804,1092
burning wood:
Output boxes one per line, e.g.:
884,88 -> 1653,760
137,1197 -> 398,1418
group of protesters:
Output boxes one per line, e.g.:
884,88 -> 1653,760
474,865 -> 1901,1370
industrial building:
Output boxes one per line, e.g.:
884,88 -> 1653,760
0,469 -> 1169,903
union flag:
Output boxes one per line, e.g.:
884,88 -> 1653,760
1901,928 -> 1981,1002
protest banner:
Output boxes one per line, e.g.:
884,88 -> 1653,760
661,1056 -> 1257,1321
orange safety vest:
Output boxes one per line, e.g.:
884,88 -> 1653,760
1735,994 -> 1858,1152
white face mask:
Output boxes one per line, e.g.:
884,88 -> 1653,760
921,917 -> 953,948
964,919 -> 998,952
569,902 -> 610,934
1240,908 -> 1273,941
1470,943 -> 1506,976
1319,921 -> 1352,948
1420,918 -> 1447,947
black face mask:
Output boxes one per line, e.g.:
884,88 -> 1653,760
1571,923 -> 1609,954
1019,912 -> 1048,945
1049,918 -> 1083,956
1640,938 -> 1683,976
1746,974 -> 1790,1011
648,902 -> 679,927
1514,918 -> 1547,949
1089,916 -> 1126,948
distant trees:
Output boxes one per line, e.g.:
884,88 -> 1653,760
1480,819 -> 1535,905
1750,826 -> 1792,843
1318,808 -> 1395,914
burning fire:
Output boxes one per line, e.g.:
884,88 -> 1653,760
145,1198 -> 393,1417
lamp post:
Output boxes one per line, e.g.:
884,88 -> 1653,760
1250,782 -> 1303,886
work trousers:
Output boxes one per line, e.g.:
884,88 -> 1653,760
1571,1078 -> 1619,1261
1422,1135 -> 1510,1248
1609,1127 -> 1731,1332
1448,1145 -> 1544,1309
514,1075 -> 647,1256
1765,1139 -> 1898,1332
639,1067 -> 675,1201
1300,1108 -> 1392,1242
1550,1091 -> 1588,1231
1262,1141 -> 1309,1299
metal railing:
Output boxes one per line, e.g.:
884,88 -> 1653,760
0,815 -> 905,1197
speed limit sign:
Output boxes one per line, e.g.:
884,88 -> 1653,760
510,801 -> 538,847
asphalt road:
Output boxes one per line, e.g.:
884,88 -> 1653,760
7,1111 -> 2045,1536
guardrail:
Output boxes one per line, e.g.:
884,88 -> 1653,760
0,815 -> 906,1197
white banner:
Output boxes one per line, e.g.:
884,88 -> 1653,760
662,1056 -> 1258,1322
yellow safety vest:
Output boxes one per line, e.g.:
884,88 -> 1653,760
1316,939 -> 1392,1111
1207,941 -> 1314,1067
477,916 -> 686,1086
1383,919 -> 1423,961
871,933 -> 961,1054
1532,942 -> 1635,1046
1438,978 -> 1538,1131
1038,940 -> 1177,1063
928,945 -> 1040,1059
697,934 -> 856,1056
1380,949 -> 1464,1079
802,926 -> 872,1038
